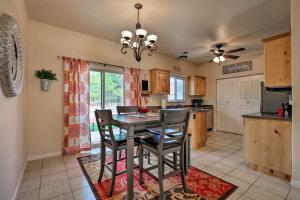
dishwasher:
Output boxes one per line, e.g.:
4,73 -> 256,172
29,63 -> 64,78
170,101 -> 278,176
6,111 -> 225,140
206,108 -> 213,130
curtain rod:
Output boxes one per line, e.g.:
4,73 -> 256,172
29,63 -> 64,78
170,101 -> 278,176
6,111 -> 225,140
57,56 -> 125,69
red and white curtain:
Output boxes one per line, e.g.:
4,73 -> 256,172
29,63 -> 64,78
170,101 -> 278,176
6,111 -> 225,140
63,57 -> 91,154
124,68 -> 148,106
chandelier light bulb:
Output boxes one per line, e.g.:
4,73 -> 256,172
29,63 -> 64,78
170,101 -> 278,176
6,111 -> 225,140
121,30 -> 133,40
136,29 -> 147,38
213,56 -> 220,63
147,35 -> 158,43
219,55 -> 226,62
133,42 -> 139,48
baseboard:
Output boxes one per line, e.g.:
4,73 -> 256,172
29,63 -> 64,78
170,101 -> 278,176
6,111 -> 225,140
11,160 -> 27,200
291,179 -> 300,189
27,151 -> 62,161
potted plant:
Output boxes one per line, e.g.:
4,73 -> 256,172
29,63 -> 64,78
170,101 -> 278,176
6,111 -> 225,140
34,69 -> 57,91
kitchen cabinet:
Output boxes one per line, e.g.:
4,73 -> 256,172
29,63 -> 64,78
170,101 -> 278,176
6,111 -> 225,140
188,111 -> 207,149
150,69 -> 170,94
244,117 -> 291,180
188,76 -> 206,96
262,32 -> 291,87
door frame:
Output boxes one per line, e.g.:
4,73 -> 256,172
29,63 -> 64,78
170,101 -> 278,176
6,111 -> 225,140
215,73 -> 264,134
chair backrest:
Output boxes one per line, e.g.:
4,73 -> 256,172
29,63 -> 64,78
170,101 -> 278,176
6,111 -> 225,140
158,109 -> 190,150
94,109 -> 117,146
116,106 -> 138,114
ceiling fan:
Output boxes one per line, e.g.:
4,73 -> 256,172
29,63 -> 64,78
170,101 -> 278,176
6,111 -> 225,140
209,44 -> 245,63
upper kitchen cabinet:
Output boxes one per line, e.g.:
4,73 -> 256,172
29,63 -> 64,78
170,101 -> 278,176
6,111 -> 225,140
150,68 -> 170,94
188,76 -> 206,96
262,32 -> 291,88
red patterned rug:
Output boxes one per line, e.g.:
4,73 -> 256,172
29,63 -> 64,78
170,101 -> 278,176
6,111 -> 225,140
77,154 -> 237,200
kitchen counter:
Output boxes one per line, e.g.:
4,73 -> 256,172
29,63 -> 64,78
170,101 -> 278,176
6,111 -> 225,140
242,112 -> 291,121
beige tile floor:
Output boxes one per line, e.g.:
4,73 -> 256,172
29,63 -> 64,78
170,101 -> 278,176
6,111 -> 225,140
17,131 -> 300,200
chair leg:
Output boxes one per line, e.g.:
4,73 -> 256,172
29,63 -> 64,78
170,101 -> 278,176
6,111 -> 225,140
180,149 -> 187,193
173,152 -> 178,169
147,150 -> 151,165
108,150 -> 117,197
118,150 -> 122,159
138,146 -> 144,185
158,155 -> 164,200
98,143 -> 106,182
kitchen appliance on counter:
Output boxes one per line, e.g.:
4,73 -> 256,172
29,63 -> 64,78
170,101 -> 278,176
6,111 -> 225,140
191,99 -> 213,130
192,99 -> 204,107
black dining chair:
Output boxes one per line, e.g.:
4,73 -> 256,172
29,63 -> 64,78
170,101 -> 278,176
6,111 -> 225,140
138,109 -> 190,200
116,105 -> 138,114
95,109 -> 140,197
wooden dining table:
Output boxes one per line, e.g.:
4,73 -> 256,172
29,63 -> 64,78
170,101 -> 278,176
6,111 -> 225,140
112,113 -> 191,200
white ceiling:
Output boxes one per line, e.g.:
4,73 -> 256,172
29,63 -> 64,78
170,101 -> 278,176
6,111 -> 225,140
24,0 -> 290,63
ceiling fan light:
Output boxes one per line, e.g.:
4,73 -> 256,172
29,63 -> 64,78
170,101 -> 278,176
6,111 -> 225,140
219,56 -> 226,62
136,29 -> 147,38
213,56 -> 220,63
121,30 -> 133,40
147,34 -> 157,43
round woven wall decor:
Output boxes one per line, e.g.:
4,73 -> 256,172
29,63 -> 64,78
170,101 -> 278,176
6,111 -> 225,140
0,14 -> 24,97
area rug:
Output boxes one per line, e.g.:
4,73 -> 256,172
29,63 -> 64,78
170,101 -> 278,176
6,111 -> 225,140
77,154 -> 237,200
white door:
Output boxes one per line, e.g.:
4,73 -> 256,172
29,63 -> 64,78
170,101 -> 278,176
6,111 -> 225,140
217,75 -> 263,134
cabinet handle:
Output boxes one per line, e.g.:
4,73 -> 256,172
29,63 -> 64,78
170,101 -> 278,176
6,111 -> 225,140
193,114 -> 196,119
274,129 -> 279,134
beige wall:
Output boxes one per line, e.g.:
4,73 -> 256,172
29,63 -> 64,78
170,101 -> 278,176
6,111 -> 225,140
198,51 -> 264,129
26,20 -> 198,157
0,0 -> 28,199
291,0 -> 300,187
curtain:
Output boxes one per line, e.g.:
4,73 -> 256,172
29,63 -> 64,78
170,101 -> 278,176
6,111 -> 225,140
124,68 -> 148,106
63,57 -> 91,154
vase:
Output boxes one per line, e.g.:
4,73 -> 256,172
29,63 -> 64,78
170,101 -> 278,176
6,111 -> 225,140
40,79 -> 52,91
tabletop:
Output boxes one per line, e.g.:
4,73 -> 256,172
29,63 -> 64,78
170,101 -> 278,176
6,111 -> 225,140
112,113 -> 160,125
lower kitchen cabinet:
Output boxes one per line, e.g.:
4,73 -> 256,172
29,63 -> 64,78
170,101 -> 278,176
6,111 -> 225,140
188,111 -> 207,149
244,117 -> 291,180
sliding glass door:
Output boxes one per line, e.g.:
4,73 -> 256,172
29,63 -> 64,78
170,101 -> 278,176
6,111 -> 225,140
89,69 -> 124,145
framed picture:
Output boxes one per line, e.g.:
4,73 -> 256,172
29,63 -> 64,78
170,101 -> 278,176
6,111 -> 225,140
222,61 -> 252,74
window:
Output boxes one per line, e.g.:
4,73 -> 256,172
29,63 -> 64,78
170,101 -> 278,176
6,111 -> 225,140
168,75 -> 185,102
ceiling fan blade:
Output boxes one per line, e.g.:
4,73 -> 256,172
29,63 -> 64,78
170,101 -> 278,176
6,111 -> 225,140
208,60 -> 213,63
226,48 -> 246,54
224,55 -> 239,59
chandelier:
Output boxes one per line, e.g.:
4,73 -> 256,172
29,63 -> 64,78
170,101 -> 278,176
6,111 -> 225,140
120,3 -> 158,62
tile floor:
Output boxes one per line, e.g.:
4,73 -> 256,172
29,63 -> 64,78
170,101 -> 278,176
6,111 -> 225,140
16,131 -> 300,200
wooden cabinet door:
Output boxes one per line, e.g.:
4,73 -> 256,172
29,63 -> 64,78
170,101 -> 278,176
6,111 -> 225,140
150,69 -> 170,94
189,76 -> 206,96
199,78 -> 206,95
264,35 -> 291,87
244,118 -> 291,175
157,71 -> 170,93
188,112 -> 207,149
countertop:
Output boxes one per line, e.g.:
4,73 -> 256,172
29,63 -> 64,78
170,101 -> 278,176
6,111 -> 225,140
242,112 -> 292,121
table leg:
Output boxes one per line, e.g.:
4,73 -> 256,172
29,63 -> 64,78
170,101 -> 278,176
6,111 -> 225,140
127,125 -> 135,200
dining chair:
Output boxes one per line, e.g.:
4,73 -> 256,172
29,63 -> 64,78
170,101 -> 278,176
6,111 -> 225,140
94,109 -> 140,197
116,105 -> 138,114
138,109 -> 190,200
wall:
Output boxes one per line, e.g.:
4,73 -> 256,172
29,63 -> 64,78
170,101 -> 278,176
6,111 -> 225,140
197,51 -> 264,129
26,20 -> 198,157
0,0 -> 28,199
291,0 -> 300,188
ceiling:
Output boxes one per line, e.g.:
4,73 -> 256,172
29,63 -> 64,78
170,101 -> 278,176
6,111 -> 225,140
24,0 -> 290,63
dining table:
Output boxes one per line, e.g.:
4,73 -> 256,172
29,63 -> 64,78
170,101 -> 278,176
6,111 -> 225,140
112,112 -> 191,200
